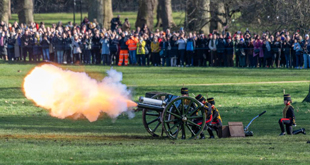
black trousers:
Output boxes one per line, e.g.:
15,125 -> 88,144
279,118 -> 292,134
207,120 -> 223,138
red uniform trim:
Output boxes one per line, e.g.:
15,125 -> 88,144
197,115 -> 213,125
280,118 -> 291,122
211,120 -> 219,125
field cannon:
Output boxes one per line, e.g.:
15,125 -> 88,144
136,92 -> 207,140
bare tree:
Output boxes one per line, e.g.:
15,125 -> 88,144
0,0 -> 10,24
186,0 -> 211,34
135,0 -> 157,31
18,0 -> 34,24
88,0 -> 113,29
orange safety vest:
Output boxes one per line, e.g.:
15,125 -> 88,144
126,38 -> 138,51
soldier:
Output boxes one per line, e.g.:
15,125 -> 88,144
279,94 -> 306,136
194,94 -> 213,139
181,87 -> 189,97
207,98 -> 222,139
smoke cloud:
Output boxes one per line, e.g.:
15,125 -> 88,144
23,64 -> 137,122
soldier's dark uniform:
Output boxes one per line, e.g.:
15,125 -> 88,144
194,94 -> 213,139
207,98 -> 222,138
279,94 -> 306,136
279,94 -> 295,135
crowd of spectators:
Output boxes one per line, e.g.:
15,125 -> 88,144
0,15 -> 310,69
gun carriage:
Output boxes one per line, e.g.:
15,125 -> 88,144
137,92 -> 207,140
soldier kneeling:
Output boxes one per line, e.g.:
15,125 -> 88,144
279,94 -> 306,136
207,98 -> 223,139
194,94 -> 213,139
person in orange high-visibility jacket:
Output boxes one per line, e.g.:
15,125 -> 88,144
126,35 -> 138,65
118,33 -> 129,66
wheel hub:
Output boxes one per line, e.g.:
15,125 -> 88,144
182,115 -> 187,121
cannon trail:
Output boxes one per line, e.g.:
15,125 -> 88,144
23,64 -> 137,122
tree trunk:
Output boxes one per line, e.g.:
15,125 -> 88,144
135,0 -> 157,32
159,0 -> 175,31
210,0 -> 226,32
186,0 -> 210,34
18,0 -> 34,24
155,1 -> 162,28
88,0 -> 113,30
8,0 -> 11,19
0,0 -> 10,24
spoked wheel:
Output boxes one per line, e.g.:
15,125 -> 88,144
142,93 -> 170,137
162,96 -> 206,140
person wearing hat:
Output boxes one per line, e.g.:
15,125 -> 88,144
181,87 -> 189,97
279,94 -> 296,136
193,94 -> 213,139
279,94 -> 306,136
207,98 -> 222,138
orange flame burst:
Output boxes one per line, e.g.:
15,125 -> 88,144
23,64 -> 137,122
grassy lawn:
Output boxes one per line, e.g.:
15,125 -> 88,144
0,61 -> 310,164
9,12 -> 185,30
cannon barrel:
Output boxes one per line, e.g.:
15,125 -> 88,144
136,97 -> 166,111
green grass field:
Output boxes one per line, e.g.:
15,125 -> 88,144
0,61 -> 310,164
9,12 -> 185,30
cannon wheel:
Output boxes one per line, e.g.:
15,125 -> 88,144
162,96 -> 206,140
142,93 -> 171,137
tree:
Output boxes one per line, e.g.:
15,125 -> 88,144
158,0 -> 175,30
0,0 -> 10,24
186,0 -> 211,34
88,0 -> 113,29
135,0 -> 157,31
18,0 -> 34,24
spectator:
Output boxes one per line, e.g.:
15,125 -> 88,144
160,36 -> 169,66
283,36 -> 291,68
151,37 -> 160,66
54,32 -> 64,64
186,33 -> 195,67
92,30 -> 101,64
33,32 -> 41,62
109,33 -> 119,65
63,33 -> 72,64
303,34 -> 310,69
293,38 -> 303,69
177,33 -> 187,67
170,35 -> 178,67
111,15 -> 122,32
72,35 -> 82,64
126,34 -> 138,65
217,34 -> 226,66
118,33 -> 129,66
122,18 -> 130,32
83,34 -> 92,64
253,35 -> 263,67
14,29 -> 22,61
209,34 -> 217,67
136,36 -> 146,66
225,36 -> 234,67
40,34 -> 50,61
8,30 -> 16,61
21,30 -> 31,62
100,33 -> 111,65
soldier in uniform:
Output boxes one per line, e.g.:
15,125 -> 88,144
279,94 -> 306,136
181,87 -> 189,97
207,98 -> 222,138
194,94 -> 213,139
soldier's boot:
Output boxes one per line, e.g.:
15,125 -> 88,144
207,128 -> 215,139
293,128 -> 306,135
279,132 -> 286,136
200,132 -> 206,139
